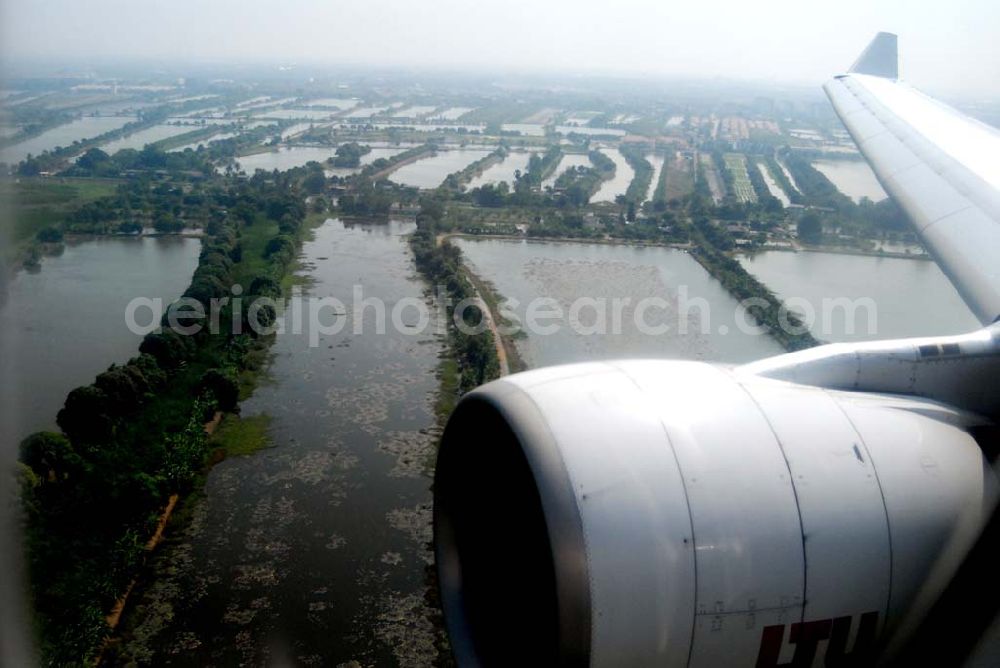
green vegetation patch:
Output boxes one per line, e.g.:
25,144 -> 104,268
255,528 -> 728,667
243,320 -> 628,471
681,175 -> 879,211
209,413 -> 273,457
620,144 -> 654,206
17,166 -> 317,664
434,356 -> 460,428
0,178 -> 118,264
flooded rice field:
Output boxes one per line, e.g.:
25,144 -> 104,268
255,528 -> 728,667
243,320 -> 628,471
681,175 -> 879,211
280,123 -> 317,140
811,159 -> 888,203
591,147 -> 635,203
169,132 -> 240,153
234,145 -> 411,174
98,124 -> 208,154
555,125 -> 626,137
389,148 -> 492,189
303,98 -> 358,110
344,107 -> 391,119
429,107 -> 474,121
0,236 -> 200,445
500,123 -> 546,137
543,153 -> 592,189
756,161 -> 791,206
324,147 -> 418,178
115,219 -> 449,666
776,158 -> 801,194
0,115 -> 136,164
165,117 -> 233,126
739,250 -> 978,342
454,237 -> 784,368
390,106 -> 438,119
465,151 -> 532,189
366,123 -> 484,134
254,109 -> 339,121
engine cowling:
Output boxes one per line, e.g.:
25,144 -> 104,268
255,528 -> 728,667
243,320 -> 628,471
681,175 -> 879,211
433,360 -> 999,667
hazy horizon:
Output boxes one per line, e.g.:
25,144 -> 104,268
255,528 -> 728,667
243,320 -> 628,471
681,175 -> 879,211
2,0 -> 998,99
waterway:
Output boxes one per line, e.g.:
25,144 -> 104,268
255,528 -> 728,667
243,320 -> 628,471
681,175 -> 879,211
645,153 -> 666,202
115,219 -> 448,666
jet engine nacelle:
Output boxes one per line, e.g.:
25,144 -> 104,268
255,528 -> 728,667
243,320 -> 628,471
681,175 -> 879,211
433,360 -> 999,667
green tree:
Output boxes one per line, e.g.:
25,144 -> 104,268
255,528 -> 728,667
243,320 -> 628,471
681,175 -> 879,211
19,432 -> 81,484
199,369 -> 240,412
56,386 -> 114,443
797,213 -> 823,244
153,211 -> 183,234
36,226 -> 64,243
303,170 -> 326,195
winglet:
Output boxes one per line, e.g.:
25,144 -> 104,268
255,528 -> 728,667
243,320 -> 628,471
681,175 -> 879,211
849,32 -> 898,79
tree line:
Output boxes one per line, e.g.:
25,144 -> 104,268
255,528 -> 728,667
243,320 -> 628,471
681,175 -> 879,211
409,197 -> 501,392
16,170 -> 313,664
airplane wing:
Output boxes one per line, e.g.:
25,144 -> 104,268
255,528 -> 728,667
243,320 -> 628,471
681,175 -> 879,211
824,32 -> 1000,325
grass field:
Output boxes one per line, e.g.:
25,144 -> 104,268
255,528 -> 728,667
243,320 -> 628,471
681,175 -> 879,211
230,218 -> 281,286
663,152 -> 695,200
0,177 -> 119,264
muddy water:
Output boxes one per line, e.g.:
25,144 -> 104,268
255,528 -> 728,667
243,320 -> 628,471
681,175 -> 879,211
117,219 -> 449,666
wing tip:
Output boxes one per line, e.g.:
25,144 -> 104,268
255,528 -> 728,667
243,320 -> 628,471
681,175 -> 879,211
849,32 -> 899,79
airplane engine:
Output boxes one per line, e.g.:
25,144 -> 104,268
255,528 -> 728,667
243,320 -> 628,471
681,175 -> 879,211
433,360 -> 999,667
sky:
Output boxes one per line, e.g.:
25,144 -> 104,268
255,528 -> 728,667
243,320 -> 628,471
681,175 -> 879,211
2,0 -> 998,97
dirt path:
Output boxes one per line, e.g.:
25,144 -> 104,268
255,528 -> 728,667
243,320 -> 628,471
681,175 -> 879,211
436,233 -> 510,376
95,411 -> 224,665
472,293 -> 509,376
